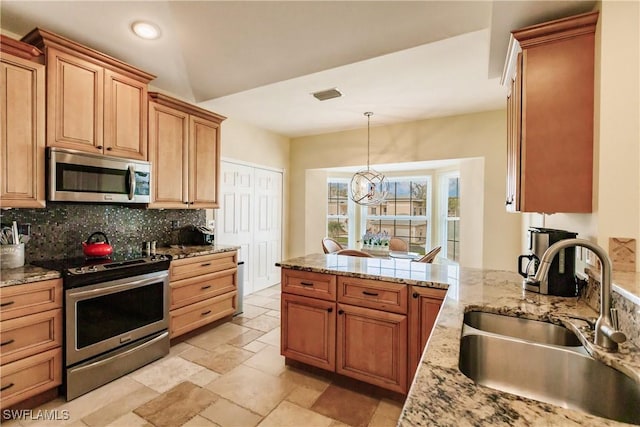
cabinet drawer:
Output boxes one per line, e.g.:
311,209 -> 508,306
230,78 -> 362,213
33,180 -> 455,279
170,251 -> 237,282
0,279 -> 62,321
0,309 -> 63,365
337,276 -> 407,314
170,291 -> 236,338
171,269 -> 236,310
0,347 -> 62,409
282,269 -> 336,301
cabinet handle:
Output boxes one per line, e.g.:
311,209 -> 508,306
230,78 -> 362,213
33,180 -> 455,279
1,383 -> 14,392
300,282 -> 314,287
0,339 -> 14,347
201,285 -> 212,290
362,291 -> 379,297
201,310 -> 212,316
0,300 -> 14,307
201,263 -> 212,267
106,147 -> 113,151
338,309 -> 344,315
96,145 -> 103,150
327,307 -> 333,313
413,292 -> 419,298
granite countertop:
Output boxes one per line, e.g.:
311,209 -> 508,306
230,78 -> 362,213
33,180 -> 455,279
155,244 -> 240,259
0,264 -> 61,287
277,253 -> 640,426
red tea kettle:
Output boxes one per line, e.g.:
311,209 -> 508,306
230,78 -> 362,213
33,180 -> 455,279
82,232 -> 113,258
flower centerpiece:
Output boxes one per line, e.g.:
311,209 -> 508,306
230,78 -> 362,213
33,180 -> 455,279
362,230 -> 390,253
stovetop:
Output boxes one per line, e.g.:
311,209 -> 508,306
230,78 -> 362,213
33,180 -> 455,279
32,251 -> 172,289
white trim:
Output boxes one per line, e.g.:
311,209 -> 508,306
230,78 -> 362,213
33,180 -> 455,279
221,157 -> 285,174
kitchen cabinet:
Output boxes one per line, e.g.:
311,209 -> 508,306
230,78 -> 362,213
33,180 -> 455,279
0,35 -> 46,209
281,269 -> 409,394
503,12 -> 598,213
0,279 -> 63,409
408,286 -> 446,382
281,293 -> 336,371
22,28 -> 154,160
169,251 -> 237,338
148,93 -> 226,209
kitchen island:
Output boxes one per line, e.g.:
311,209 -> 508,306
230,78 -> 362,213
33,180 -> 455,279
277,253 -> 640,426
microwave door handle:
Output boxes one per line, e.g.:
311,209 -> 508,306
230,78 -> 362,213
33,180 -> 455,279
128,165 -> 136,200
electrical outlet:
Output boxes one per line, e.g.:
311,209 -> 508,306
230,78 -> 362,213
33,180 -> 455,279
18,223 -> 31,236
171,220 -> 179,229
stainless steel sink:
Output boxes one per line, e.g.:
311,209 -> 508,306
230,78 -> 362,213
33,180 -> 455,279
459,314 -> 640,424
463,311 -> 582,346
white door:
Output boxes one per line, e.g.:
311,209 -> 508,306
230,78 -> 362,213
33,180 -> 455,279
215,161 -> 283,295
216,163 -> 254,294
252,168 -> 282,292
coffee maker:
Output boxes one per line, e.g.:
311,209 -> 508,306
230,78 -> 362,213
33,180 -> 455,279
518,227 -> 578,296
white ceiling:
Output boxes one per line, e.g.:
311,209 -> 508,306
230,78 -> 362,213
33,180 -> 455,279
1,1 -> 595,137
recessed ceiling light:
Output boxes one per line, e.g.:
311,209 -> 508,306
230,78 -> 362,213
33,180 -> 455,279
131,21 -> 161,40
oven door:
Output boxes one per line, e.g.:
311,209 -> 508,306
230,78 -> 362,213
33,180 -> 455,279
65,270 -> 169,366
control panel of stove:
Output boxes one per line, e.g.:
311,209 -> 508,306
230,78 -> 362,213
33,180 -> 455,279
67,254 -> 170,275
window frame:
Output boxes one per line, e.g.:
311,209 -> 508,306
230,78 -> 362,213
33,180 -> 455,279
438,171 -> 460,262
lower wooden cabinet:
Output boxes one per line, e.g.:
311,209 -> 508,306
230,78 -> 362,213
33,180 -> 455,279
281,293 -> 335,371
337,303 -> 407,393
0,348 -> 62,409
281,268 -> 440,395
168,251 -> 238,339
0,279 -> 63,409
408,286 -> 446,381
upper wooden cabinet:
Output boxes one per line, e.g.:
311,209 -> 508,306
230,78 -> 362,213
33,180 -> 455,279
148,92 -> 226,209
0,35 -> 46,208
503,12 -> 598,213
22,28 -> 154,160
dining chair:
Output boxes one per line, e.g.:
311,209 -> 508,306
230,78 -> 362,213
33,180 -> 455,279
389,237 -> 408,251
416,246 -> 442,263
336,249 -> 374,258
322,237 -> 344,254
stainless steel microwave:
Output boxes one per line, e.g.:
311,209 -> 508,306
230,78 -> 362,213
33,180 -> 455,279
48,148 -> 151,203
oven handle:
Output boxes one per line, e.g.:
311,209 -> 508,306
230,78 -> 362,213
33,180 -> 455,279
69,331 -> 168,373
68,273 -> 168,300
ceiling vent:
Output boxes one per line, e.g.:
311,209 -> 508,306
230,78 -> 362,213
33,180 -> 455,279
312,88 -> 343,101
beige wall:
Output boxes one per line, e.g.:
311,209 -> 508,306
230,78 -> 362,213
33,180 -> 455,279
289,110 -> 521,271
596,0 -> 640,268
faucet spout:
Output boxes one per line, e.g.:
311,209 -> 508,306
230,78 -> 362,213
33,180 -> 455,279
532,238 -> 626,351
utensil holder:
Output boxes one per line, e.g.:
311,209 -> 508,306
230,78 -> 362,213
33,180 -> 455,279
1,243 -> 25,269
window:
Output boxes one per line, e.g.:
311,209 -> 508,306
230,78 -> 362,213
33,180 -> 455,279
440,173 -> 460,262
327,180 -> 349,246
364,178 -> 431,254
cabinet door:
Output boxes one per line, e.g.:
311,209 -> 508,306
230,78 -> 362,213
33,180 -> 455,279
408,287 -> 446,381
0,54 -> 45,208
337,303 -> 407,393
104,69 -> 147,160
46,48 -> 103,153
281,293 -> 336,371
148,101 -> 189,208
189,115 -> 220,208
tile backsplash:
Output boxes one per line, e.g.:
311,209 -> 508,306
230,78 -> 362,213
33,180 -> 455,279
0,203 -> 205,262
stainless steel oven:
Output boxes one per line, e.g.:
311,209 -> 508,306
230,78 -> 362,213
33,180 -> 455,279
34,254 -> 171,400
48,147 -> 151,203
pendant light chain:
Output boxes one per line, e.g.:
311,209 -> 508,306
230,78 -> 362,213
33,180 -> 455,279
365,112 -> 372,170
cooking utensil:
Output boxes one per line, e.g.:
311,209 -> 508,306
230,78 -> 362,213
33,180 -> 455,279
12,221 -> 19,245
82,232 -> 113,258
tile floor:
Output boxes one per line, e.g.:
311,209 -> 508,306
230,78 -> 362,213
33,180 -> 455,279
4,285 -> 405,427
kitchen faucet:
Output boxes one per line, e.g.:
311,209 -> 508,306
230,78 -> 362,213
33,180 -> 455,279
529,238 -> 627,351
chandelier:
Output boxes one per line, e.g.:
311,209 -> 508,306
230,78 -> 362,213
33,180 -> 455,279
349,112 -> 389,205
